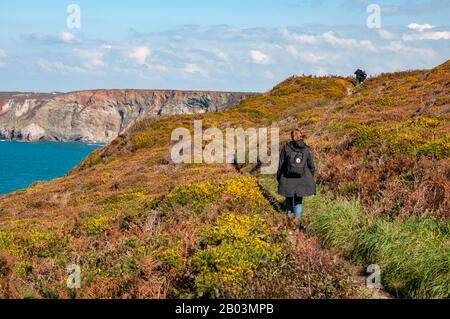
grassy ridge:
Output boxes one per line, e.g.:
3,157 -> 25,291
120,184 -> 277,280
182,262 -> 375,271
257,175 -> 449,298
304,195 -> 449,298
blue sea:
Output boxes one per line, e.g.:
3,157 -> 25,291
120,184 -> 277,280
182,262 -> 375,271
0,141 -> 101,195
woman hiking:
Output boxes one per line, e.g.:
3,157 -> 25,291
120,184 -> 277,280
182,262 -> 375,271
277,129 -> 316,228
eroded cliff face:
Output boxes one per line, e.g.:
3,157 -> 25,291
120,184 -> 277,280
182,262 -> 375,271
0,90 -> 255,143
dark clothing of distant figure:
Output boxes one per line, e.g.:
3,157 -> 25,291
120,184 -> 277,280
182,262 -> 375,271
277,140 -> 316,198
354,69 -> 367,86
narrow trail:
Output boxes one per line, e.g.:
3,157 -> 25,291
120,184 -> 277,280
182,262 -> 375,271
346,86 -> 354,96
254,176 -> 392,299
230,94 -> 392,298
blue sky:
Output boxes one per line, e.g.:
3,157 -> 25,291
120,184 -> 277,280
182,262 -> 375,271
0,0 -> 449,92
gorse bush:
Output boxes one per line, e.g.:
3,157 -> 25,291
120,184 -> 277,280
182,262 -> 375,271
131,131 -> 157,150
0,227 -> 69,286
165,181 -> 221,212
190,213 -> 283,298
164,176 -> 267,214
337,116 -> 448,158
82,215 -> 112,236
417,135 -> 450,160
0,229 -> 66,260
154,247 -> 184,270
412,116 -> 441,129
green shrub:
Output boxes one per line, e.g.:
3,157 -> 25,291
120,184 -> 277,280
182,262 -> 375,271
82,215 -> 112,236
339,181 -> 360,196
155,247 -> 184,270
0,229 -> 66,259
82,238 -> 141,278
78,148 -> 103,169
164,177 -> 267,214
411,117 -> 440,128
417,136 -> 450,159
190,213 -> 283,298
354,125 -> 382,149
384,129 -> 422,156
374,96 -> 397,107
131,131 -> 157,150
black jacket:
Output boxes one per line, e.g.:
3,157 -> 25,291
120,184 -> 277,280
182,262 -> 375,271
277,140 -> 316,197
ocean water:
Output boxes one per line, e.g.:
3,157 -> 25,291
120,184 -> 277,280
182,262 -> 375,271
0,141 -> 101,195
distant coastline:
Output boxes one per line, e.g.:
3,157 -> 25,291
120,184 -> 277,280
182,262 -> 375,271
0,90 -> 255,144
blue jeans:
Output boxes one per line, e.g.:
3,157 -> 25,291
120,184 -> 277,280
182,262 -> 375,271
286,196 -> 303,219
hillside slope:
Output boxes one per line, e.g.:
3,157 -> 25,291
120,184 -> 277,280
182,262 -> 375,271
0,90 -> 254,143
0,61 -> 448,299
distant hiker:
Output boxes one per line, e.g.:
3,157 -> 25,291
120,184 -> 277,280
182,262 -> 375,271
277,129 -> 316,228
354,69 -> 367,86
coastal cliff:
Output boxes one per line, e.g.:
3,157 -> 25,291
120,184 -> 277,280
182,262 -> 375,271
0,90 -> 255,143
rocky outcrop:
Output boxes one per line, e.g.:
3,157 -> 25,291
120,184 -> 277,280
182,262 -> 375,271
0,90 -> 255,143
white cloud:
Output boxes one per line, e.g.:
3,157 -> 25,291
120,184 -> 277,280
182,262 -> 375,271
146,63 -> 168,73
407,23 -> 435,32
385,41 -> 404,51
101,44 -> 113,50
212,48 -> 229,61
322,31 -> 359,47
402,31 -> 450,41
322,31 -> 376,51
60,32 -> 78,43
382,42 -> 437,57
36,59 -> 86,74
360,40 -> 377,51
183,63 -> 207,77
286,46 -> 325,63
128,46 -> 152,65
75,49 -> 105,68
184,63 -> 200,73
24,32 -> 81,44
377,29 -> 397,40
0,49 -> 6,65
281,28 -> 319,45
249,50 -> 272,64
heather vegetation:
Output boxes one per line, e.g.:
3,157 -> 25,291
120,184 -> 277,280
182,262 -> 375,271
0,61 -> 448,299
